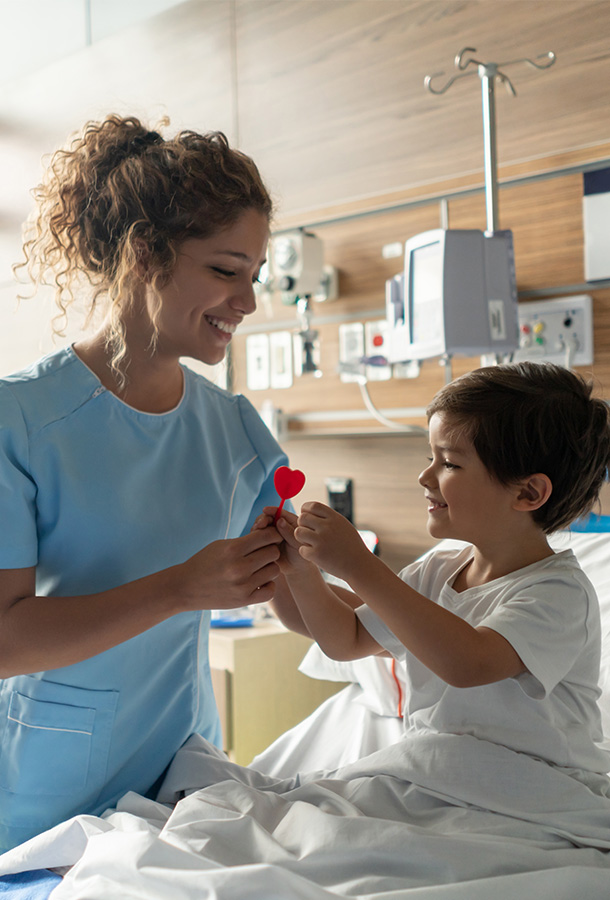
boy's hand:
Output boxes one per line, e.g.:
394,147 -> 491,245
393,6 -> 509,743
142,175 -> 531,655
257,507 -> 316,577
295,501 -> 367,581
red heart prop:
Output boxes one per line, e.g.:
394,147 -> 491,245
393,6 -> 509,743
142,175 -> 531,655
273,466 -> 306,523
274,466 -> 306,500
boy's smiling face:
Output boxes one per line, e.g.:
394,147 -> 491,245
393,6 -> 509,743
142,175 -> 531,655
419,413 -> 524,546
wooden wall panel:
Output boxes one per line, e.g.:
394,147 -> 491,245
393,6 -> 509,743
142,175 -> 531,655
237,0 -> 610,217
447,176 -> 586,290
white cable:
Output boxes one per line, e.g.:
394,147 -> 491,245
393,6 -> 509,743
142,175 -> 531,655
564,336 -> 578,369
357,377 -> 425,434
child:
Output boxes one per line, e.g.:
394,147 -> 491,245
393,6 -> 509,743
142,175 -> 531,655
267,362 -> 610,776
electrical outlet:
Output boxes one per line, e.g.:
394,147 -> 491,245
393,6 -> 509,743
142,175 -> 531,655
338,323 -> 365,382
513,295 -> 593,367
246,334 -> 270,390
364,320 -> 391,381
269,331 -> 293,389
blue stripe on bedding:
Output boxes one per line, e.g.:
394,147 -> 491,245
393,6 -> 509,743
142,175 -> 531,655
0,870 -> 61,899
570,513 -> 610,532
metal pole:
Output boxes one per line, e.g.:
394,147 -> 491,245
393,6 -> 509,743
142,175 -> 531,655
480,63 -> 499,234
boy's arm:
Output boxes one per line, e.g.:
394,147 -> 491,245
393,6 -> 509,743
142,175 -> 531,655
278,557 -> 384,660
295,502 -> 525,688
269,571 -> 367,637
260,508 -> 382,659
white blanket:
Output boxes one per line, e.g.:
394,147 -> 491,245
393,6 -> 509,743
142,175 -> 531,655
2,731 -> 610,899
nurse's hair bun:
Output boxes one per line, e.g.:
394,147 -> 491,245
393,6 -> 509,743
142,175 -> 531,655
15,113 -> 273,387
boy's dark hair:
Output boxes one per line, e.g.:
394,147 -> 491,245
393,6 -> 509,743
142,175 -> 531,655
426,361 -> 610,533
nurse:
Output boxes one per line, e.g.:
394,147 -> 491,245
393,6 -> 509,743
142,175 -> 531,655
0,114 -> 285,851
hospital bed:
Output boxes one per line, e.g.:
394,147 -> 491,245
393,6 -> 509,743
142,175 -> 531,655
2,518 -> 610,899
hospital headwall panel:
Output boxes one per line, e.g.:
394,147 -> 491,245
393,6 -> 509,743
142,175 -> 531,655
231,169 -> 610,417
226,0 -> 610,566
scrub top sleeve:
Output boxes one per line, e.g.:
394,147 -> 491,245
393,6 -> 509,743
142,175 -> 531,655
0,385 -> 38,567
235,394 -> 291,536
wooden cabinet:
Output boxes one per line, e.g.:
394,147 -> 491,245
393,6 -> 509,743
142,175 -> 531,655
209,621 -> 346,765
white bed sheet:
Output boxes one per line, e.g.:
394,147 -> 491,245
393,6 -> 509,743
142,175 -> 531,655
2,731 -> 610,899
1,529 -> 610,898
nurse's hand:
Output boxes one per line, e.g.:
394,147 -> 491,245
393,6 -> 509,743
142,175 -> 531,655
178,527 -> 283,610
255,508 -> 317,578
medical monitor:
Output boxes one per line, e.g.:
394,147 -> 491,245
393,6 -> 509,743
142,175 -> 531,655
385,229 -> 518,363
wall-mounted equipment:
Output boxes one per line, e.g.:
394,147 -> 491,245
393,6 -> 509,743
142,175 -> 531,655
514,295 -> 593,368
245,334 -> 270,391
384,47 -> 556,376
583,168 -> 610,282
293,298 -> 322,378
338,322 -> 365,383
325,476 -> 353,523
268,230 -> 338,305
271,231 -> 323,300
385,228 -> 518,364
262,229 -> 338,378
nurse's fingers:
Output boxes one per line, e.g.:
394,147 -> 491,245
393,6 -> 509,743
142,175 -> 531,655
249,560 -> 281,592
262,506 -> 298,527
237,525 -> 283,553
217,544 -> 281,594
275,515 -> 300,549
248,580 -> 277,604
251,512 -> 273,530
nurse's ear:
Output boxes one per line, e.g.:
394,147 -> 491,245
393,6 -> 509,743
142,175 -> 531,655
513,474 -> 553,512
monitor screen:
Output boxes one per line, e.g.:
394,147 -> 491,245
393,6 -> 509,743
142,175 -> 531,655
410,241 -> 443,346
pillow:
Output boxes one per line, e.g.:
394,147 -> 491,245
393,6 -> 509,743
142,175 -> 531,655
548,528 -> 610,737
299,645 -> 406,718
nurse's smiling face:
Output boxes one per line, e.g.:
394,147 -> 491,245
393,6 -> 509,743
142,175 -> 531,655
150,208 -> 269,366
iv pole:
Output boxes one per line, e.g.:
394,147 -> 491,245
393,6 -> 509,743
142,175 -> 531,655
346,47 -> 558,427
425,47 -> 556,380
425,48 -> 556,234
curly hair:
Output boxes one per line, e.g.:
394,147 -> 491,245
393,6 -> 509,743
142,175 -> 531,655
426,361 -> 610,533
15,114 -> 273,386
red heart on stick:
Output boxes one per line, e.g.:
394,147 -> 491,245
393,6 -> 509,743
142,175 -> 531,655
273,466 -> 306,522
274,466 -> 306,499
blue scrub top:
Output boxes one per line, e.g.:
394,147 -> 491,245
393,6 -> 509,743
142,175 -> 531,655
0,347 -> 288,851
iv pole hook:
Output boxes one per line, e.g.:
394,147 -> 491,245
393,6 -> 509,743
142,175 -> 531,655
424,48 -> 556,232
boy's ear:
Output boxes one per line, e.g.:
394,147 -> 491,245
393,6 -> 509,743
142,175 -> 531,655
513,474 -> 553,512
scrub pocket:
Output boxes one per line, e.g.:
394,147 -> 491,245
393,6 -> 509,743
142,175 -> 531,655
0,677 -> 118,799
